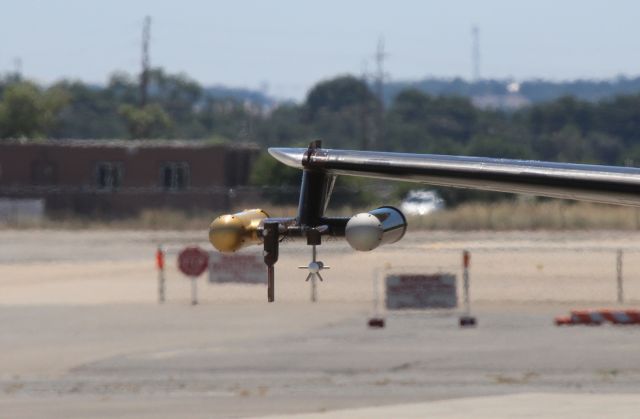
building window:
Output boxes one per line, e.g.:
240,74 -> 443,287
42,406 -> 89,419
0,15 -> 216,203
161,162 -> 190,190
95,162 -> 123,190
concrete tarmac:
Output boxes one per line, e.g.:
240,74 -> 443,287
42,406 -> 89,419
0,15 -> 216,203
1,230 -> 640,417
252,393 -> 640,419
1,302 -> 640,418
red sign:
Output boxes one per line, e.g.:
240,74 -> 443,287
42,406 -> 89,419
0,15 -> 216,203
178,246 -> 209,277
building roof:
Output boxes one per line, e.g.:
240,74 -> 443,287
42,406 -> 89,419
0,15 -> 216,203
0,138 -> 260,150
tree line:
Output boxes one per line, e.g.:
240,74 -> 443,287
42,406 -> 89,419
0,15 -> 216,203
2,69 -> 640,204
384,76 -> 640,105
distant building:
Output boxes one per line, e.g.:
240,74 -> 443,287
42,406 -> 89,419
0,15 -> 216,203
471,93 -> 531,111
0,139 -> 260,216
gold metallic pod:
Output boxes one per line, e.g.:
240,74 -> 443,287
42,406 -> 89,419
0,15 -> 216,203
208,209 -> 269,252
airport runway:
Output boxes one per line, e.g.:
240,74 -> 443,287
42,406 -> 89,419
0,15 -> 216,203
1,230 -> 640,417
1,302 -> 640,418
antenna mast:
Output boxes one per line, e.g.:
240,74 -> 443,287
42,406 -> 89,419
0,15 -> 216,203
373,37 -> 387,149
472,25 -> 480,81
140,16 -> 151,107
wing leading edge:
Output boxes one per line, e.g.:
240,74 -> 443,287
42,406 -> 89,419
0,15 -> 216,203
269,147 -> 640,207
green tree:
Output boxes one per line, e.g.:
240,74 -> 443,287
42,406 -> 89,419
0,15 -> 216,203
51,81 -> 128,138
118,104 -> 173,139
595,95 -> 640,144
254,104 -> 309,146
147,69 -> 205,137
249,152 -> 301,204
385,89 -> 477,153
0,82 -> 68,138
303,75 -> 378,149
305,75 -> 376,120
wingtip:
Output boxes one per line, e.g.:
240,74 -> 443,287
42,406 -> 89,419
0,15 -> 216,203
267,147 -> 306,169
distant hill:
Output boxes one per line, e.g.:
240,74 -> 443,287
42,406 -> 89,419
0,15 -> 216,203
204,85 -> 276,108
201,76 -> 640,110
383,76 -> 640,110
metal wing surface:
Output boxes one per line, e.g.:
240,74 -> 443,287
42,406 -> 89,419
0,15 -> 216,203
269,147 -> 640,206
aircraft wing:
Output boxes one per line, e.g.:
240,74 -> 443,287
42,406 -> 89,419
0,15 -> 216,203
269,147 -> 640,207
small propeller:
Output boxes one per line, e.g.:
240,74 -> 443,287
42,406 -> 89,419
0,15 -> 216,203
298,245 -> 329,282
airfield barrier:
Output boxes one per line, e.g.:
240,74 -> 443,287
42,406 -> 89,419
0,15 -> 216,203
555,309 -> 640,325
150,241 -> 640,305
388,246 -> 640,305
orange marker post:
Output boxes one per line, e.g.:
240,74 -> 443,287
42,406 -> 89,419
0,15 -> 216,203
156,245 -> 165,303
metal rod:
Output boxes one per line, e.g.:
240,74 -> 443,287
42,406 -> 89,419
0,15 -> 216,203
268,265 -> 275,302
311,275 -> 317,302
158,268 -> 165,303
463,267 -> 470,315
373,268 -> 380,317
617,249 -> 624,304
191,277 -> 198,305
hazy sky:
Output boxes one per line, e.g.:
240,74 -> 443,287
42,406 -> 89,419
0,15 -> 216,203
1,0 -> 639,100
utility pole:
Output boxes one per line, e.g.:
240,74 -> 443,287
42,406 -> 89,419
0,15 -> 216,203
360,59 -> 371,150
13,57 -> 22,79
471,25 -> 480,81
373,37 -> 387,149
140,15 -> 151,107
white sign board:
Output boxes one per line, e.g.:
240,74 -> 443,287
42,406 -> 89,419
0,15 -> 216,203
0,198 -> 45,223
385,273 -> 457,309
208,252 -> 265,284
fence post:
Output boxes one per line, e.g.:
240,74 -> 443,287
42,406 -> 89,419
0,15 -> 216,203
463,250 -> 470,314
373,267 -> 380,315
368,264 -> 388,328
459,250 -> 476,327
617,249 -> 624,304
156,245 -> 165,304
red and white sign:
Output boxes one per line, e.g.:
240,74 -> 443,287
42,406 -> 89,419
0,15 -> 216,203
209,253 -> 265,284
177,246 -> 209,277
556,309 -> 640,326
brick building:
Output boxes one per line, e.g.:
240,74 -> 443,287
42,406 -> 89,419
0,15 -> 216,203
0,139 -> 260,216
